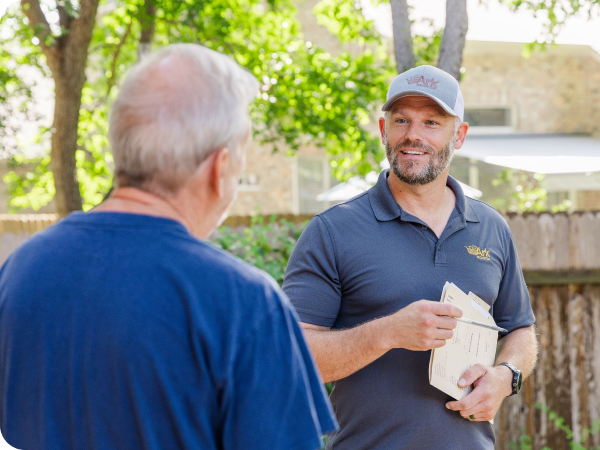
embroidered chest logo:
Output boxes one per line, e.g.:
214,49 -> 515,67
465,245 -> 490,261
406,75 -> 438,89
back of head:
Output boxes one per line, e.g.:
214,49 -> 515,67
109,44 -> 259,196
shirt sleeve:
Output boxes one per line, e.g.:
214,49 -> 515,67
492,228 -> 536,333
282,216 -> 342,327
221,287 -> 338,450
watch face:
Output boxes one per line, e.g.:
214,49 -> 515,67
516,371 -> 523,393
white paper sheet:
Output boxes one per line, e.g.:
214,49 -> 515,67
429,283 -> 498,402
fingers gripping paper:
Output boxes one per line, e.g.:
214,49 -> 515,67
429,282 -> 498,401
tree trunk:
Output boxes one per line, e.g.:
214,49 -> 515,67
51,77 -> 85,214
390,0 -> 415,73
437,0 -> 468,81
22,0 -> 100,216
137,0 -> 156,61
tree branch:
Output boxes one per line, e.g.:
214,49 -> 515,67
104,20 -> 133,102
67,0 -> 100,61
56,2 -> 73,31
437,0 -> 468,81
390,0 -> 415,73
20,0 -> 58,67
137,0 -> 157,61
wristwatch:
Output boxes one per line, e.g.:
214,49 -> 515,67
498,362 -> 522,396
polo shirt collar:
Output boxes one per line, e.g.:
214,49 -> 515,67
368,169 -> 480,223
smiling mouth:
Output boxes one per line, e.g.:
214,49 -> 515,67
401,150 -> 428,155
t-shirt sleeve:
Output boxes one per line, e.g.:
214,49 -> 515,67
282,216 -> 342,327
221,288 -> 338,450
492,228 -> 536,333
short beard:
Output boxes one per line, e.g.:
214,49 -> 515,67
385,136 -> 455,186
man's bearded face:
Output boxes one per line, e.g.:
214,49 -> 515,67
385,133 -> 455,186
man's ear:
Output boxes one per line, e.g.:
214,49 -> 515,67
454,122 -> 469,150
209,147 -> 231,198
378,117 -> 386,146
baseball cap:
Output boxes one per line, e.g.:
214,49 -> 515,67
382,65 -> 464,122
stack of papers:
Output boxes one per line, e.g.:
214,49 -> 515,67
429,282 -> 501,401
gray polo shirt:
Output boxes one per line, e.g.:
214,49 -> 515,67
283,169 -> 535,450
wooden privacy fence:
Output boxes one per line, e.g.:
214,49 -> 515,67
0,214 -> 58,266
495,211 -> 600,450
0,211 -> 599,449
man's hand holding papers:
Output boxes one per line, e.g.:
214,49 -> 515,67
379,300 -> 462,352
429,282 -> 512,422
445,361 -> 513,422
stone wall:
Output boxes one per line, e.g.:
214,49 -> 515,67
460,41 -> 600,137
578,190 -> 600,212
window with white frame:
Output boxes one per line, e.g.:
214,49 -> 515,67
295,156 -> 331,214
464,107 -> 514,134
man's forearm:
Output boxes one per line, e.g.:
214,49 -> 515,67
494,325 -> 538,379
303,320 -> 389,383
301,300 -> 462,383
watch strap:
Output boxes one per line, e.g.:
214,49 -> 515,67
498,362 -> 521,396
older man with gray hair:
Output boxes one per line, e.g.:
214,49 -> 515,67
0,44 -> 337,450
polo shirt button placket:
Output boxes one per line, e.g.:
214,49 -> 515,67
435,244 -> 446,266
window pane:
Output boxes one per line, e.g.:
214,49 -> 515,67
298,158 -> 325,214
464,108 -> 511,127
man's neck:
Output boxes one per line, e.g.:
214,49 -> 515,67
387,169 -> 456,237
92,187 -> 195,232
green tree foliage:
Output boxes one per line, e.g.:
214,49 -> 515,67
491,169 -> 548,213
490,169 -> 571,213
1,0 -> 394,211
313,0 -> 383,44
509,0 -> 600,54
0,12 -> 46,158
412,19 -> 443,66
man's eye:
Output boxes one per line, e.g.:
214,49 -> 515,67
426,120 -> 438,125
396,118 -> 408,123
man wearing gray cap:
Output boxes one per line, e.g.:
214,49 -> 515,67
283,65 -> 538,449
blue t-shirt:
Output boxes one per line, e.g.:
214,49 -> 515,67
0,212 -> 337,450
283,170 -> 535,450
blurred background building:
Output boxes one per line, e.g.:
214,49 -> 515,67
1,0 -> 599,216
228,39 -> 600,216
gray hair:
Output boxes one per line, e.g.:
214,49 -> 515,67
109,44 -> 259,195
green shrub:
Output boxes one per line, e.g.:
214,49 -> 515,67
510,403 -> 600,450
209,215 -> 307,286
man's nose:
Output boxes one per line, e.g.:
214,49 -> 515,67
405,121 -> 424,143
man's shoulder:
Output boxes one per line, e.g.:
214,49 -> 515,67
195,241 -> 282,293
5,216 -> 279,296
313,190 -> 373,226
465,197 -> 513,241
466,197 -> 510,226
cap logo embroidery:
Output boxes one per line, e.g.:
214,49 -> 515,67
406,75 -> 438,90
465,245 -> 490,261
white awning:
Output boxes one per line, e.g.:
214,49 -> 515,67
456,134 -> 600,174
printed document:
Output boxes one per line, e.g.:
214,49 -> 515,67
429,282 -> 499,400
